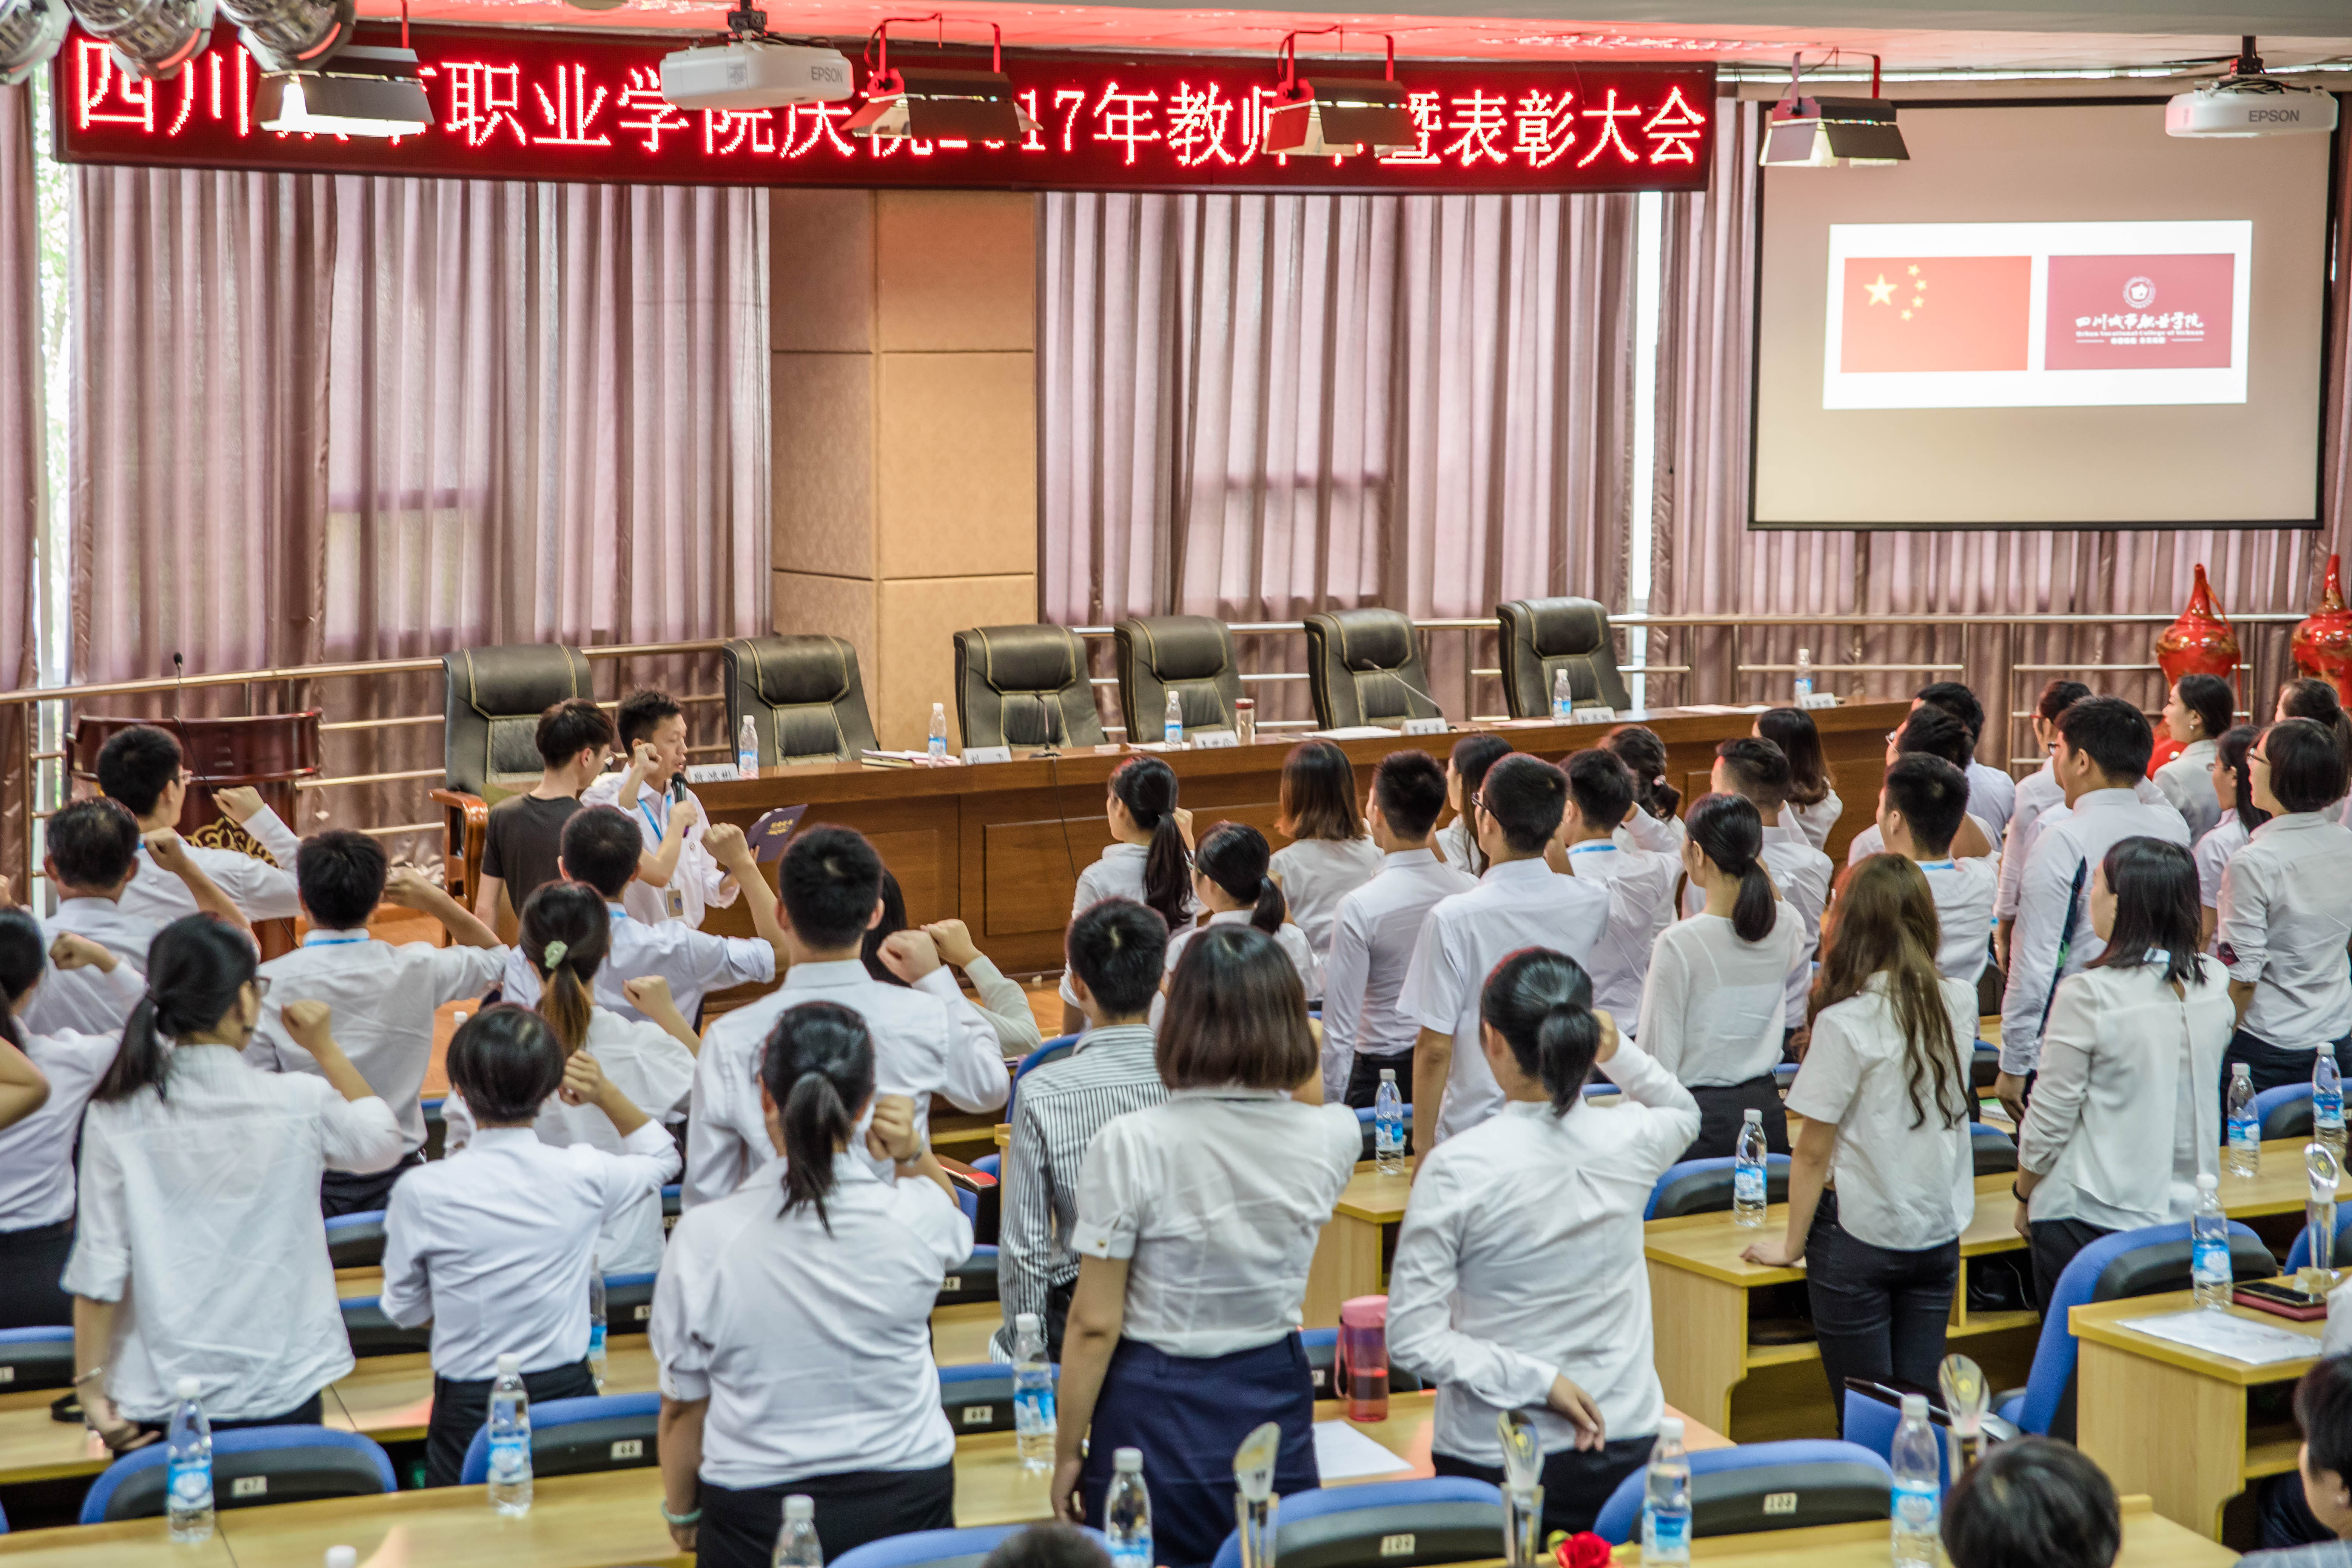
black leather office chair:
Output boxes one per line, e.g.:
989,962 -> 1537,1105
723,635 -> 878,765
433,644 -> 594,912
952,624 -> 1107,749
1304,609 -> 1441,730
1114,615 -> 1244,743
1496,597 -> 1631,718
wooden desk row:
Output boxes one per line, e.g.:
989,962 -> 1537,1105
692,702 -> 1907,982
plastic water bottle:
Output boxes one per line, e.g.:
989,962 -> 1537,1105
1890,1392 -> 1940,1567
2319,1045 -> 2346,1161
1732,1109 -> 1768,1228
2192,1172 -> 2232,1309
1012,1311 -> 1057,1471
1164,691 -> 1185,749
1793,648 -> 1814,705
773,1493 -> 822,1568
326,1549 -> 358,1568
1374,1070 -> 1405,1175
2227,1063 -> 2260,1178
738,715 -> 760,780
587,1261 -> 609,1393
1551,667 -> 1573,722
928,702 -> 948,762
165,1376 -> 213,1543
1105,1446 -> 1153,1568
1640,1418 -> 1691,1565
487,1352 -> 533,1515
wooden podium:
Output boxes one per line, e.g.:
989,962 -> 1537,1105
68,712 -> 323,957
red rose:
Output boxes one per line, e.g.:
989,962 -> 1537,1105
1554,1531 -> 1613,1568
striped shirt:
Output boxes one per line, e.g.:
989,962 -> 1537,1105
989,1024 -> 1167,1361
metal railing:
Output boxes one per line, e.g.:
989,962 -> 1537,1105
6,608 -> 2305,880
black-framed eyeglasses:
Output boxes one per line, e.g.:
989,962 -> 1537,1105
248,977 -> 272,1000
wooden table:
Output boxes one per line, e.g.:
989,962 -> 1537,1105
0,1394 -> 1717,1568
1644,1139 -> 2327,1440
690,703 -> 1907,981
1304,1159 -> 1415,1327
1603,1494 -> 2231,1566
2073,1286 -> 2325,1540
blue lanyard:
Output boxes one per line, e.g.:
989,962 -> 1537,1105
1567,843 -> 1615,859
307,934 -> 368,946
638,791 -> 668,840
1917,859 -> 1957,872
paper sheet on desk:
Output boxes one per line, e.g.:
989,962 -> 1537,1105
1312,1422 -> 1413,1481
2122,1309 -> 2320,1365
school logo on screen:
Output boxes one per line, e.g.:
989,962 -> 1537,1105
2122,275 -> 2158,310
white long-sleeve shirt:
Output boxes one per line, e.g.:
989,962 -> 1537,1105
1635,905 -> 1806,1087
1760,825 -> 1832,1027
2195,816 -> 2252,921
2215,812 -> 2352,1053
1387,1043 -> 1698,1466
582,773 -> 742,931
499,902 -> 775,1025
116,806 -> 305,924
1965,760 -> 2017,850
1920,856 -> 1998,984
1997,769 -> 2168,922
63,1047 -> 404,1421
1999,788 -> 2192,1074
1320,850 -> 1479,1099
682,961 -> 1008,1209
2018,957 -> 2230,1232
1563,840 -> 1676,1025
1269,837 -> 1384,960
2154,739 -> 2223,845
0,1025 -> 121,1231
1779,792 -> 1843,853
23,905 -> 152,1037
381,1121 -> 680,1381
1057,843 -> 1194,1007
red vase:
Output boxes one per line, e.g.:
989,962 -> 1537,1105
2293,554 -> 2352,705
2154,564 -> 2241,686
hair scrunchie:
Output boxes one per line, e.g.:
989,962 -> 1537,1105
541,939 -> 569,968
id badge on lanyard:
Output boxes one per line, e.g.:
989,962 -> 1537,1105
665,885 -> 687,920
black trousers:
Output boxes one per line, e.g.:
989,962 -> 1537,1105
424,1358 -> 596,1488
1803,1192 -> 1961,1417
2028,1216 -> 2113,1321
697,1461 -> 956,1568
1433,1437 -> 1655,1539
321,1150 -> 425,1219
0,1219 -> 74,1329
1682,1075 -> 1789,1164
136,1390 -> 322,1438
1345,1048 -> 1414,1112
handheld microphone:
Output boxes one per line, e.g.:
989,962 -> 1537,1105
171,652 -> 185,722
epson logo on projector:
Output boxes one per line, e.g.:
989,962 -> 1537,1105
2166,82 -> 2339,137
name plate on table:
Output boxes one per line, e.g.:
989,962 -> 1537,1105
1800,692 -> 1841,711
683,762 -> 741,783
963,746 -> 1013,765
1401,717 -> 1449,737
1567,707 -> 1617,726
1191,728 -> 1241,749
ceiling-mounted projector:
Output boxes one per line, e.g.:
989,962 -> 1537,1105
661,7 -> 852,109
2166,36 -> 2338,138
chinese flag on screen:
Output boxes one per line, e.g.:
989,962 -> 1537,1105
1839,256 -> 2033,374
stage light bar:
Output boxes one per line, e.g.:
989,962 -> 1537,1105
0,0 -> 68,85
219,0 -> 348,73
1759,52 -> 1909,167
66,0 -> 213,80
1264,29 -> 1416,158
257,42 -> 430,136
846,14 -> 1036,143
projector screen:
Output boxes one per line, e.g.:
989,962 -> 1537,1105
1751,102 -> 2334,530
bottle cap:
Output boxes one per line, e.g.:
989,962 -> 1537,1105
1657,1417 -> 1684,1441
497,1352 -> 521,1374
1742,1108 -> 1762,1122
2198,1172 -> 2219,1191
785,1495 -> 815,1521
327,1549 -> 359,1568
1900,1393 -> 1928,1419
1114,1446 -> 1144,1471
1797,647 -> 1810,659
1016,1312 -> 1039,1332
1379,1068 -> 1395,1082
2236,1062 -> 2252,1075
176,1376 -> 201,1401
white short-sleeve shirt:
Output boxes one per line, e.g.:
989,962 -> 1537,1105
1269,837 -> 1385,959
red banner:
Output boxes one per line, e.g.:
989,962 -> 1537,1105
52,23 -> 1715,193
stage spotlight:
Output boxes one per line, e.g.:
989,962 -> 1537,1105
1264,29 -> 1417,158
0,0 -> 69,86
65,0 -> 214,80
845,14 -> 1036,144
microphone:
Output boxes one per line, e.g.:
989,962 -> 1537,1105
1348,655 -> 1447,726
171,652 -> 185,722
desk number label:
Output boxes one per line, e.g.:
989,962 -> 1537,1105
962,1406 -> 994,1426
612,1439 -> 645,1460
231,1476 -> 269,1498
1379,1535 -> 1416,1557
1763,1492 -> 1797,1515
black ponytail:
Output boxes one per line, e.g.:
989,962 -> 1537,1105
0,909 -> 42,1055
760,1001 -> 875,1232
1111,755 -> 1190,931
1194,822 -> 1284,932
1686,791 -> 1775,943
96,915 -> 256,1104
1480,947 -> 1603,1115
1603,725 -> 1681,820
522,881 -> 612,1056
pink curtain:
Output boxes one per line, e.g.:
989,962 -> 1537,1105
1651,98 -> 2352,765
1040,189 -> 1637,724
68,169 -> 769,856
0,86 -> 41,893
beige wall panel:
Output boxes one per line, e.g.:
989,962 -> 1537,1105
771,190 -> 876,354
876,191 -> 1038,355
772,351 -> 877,580
876,574 -> 1037,749
874,351 -> 1036,581
772,571 -> 880,702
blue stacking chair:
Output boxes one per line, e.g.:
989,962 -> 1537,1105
1839,1386 -> 1958,1489
937,1248 -> 1000,1307
459,1392 -> 661,1485
1969,1122 -> 2018,1176
0,1325 -> 74,1392
1207,1477 -> 1504,1568
1996,1219 -> 2276,1440
323,1209 -> 387,1269
606,1271 -> 658,1334
1003,1034 -> 1082,1124
1646,1156 -> 1791,1221
339,1294 -> 434,1358
939,1361 -> 1055,1435
1591,1440 -> 1892,1546
2286,1203 -> 2352,1273
2252,1084 -> 2316,1142
835,1525 -> 1108,1568
83,1427 -> 395,1523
